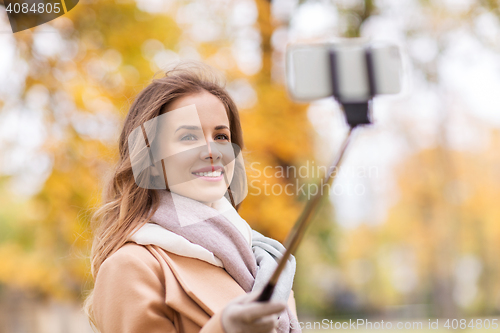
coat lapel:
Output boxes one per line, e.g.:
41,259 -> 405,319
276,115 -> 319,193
147,245 -> 246,323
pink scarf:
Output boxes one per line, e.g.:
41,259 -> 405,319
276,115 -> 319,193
149,190 -> 301,333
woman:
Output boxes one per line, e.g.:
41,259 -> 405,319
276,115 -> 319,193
84,61 -> 300,333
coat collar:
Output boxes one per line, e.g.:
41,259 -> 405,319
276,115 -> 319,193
146,245 -> 245,324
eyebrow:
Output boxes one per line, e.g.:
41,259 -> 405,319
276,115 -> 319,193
215,125 -> 230,131
174,125 -> 229,133
175,125 -> 201,133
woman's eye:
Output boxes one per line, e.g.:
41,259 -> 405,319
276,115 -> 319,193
181,134 -> 197,141
215,134 -> 230,141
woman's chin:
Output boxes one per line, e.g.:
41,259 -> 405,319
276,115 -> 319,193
169,185 -> 227,204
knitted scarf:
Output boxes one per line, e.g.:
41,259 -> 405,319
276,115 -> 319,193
149,190 -> 301,333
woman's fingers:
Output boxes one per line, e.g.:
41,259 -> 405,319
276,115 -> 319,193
221,291 -> 286,333
238,301 -> 286,323
251,314 -> 279,331
239,314 -> 278,333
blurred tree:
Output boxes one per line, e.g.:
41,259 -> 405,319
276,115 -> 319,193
237,0 -> 314,240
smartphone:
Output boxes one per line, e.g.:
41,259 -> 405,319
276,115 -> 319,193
286,41 -> 402,103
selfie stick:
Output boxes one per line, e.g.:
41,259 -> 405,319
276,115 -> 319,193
255,46 -> 382,301
256,124 -> 356,302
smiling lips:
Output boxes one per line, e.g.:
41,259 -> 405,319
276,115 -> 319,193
191,166 -> 224,181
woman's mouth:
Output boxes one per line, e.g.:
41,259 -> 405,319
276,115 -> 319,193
191,169 -> 224,182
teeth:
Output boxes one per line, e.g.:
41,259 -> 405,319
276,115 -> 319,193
193,170 -> 222,177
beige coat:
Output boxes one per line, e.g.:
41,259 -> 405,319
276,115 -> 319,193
93,242 -> 298,333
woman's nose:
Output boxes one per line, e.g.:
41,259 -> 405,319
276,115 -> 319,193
200,140 -> 222,161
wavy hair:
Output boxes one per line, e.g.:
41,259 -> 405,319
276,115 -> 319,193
83,60 -> 244,330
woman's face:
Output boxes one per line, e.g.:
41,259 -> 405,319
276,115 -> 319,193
158,91 -> 236,205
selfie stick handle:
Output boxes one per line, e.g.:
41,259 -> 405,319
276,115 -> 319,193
257,126 -> 355,302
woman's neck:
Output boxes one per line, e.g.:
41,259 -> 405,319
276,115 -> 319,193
201,201 -> 213,208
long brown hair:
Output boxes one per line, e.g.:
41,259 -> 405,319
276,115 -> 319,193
83,60 -> 244,330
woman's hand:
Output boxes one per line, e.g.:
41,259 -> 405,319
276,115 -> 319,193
221,290 -> 286,333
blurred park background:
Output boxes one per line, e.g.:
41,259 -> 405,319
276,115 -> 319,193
2,0 -> 500,332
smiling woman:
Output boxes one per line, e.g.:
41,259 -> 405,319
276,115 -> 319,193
156,93 -> 237,205
84,60 -> 301,333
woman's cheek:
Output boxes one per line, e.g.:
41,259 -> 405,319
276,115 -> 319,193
224,160 -> 236,184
